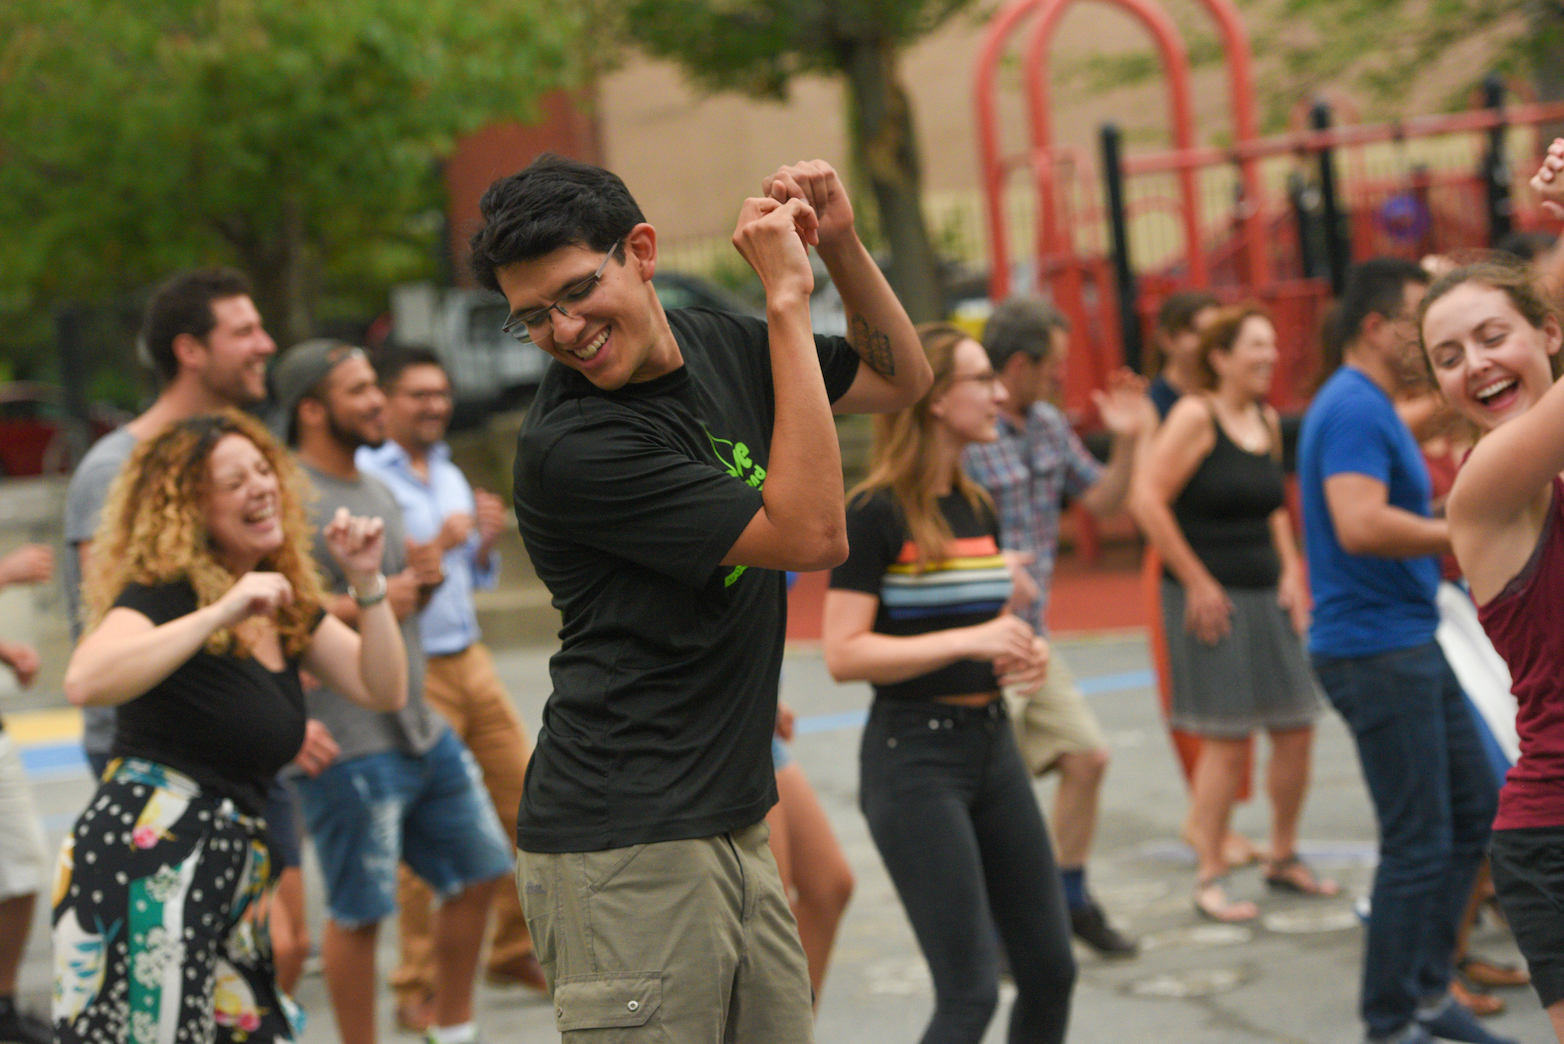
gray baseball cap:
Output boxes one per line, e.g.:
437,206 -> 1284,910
268,339 -> 366,445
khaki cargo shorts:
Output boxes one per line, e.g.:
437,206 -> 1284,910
518,820 -> 813,1043
1003,650 -> 1108,777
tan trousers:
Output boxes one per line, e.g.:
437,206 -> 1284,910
392,643 -> 533,1000
518,821 -> 814,1042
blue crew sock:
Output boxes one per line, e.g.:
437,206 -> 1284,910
1060,866 -> 1088,911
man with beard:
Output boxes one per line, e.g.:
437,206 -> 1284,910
274,340 -> 512,1044
64,267 -> 277,776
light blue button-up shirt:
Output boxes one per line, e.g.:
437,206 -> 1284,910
357,440 -> 499,656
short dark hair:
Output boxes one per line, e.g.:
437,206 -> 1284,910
141,268 -> 254,383
372,344 -> 445,391
1156,290 -> 1221,336
981,296 -> 1069,371
468,154 -> 646,293
1326,257 -> 1430,375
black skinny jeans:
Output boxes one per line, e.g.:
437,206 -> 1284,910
861,698 -> 1076,1044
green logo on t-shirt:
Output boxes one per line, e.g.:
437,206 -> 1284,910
706,429 -> 767,587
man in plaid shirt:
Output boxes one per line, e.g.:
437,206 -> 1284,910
962,295 -> 1155,958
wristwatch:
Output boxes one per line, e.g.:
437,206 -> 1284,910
351,573 -> 388,609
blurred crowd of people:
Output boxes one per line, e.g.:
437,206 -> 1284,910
3,146 -> 1564,1044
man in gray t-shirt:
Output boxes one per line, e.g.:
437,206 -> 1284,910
61,269 -> 277,775
62,428 -> 138,770
277,339 -> 510,1044
300,463 -> 440,758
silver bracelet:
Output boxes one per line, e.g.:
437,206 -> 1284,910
350,572 -> 388,609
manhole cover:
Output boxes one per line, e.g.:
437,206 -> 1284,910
1127,966 -> 1249,998
1139,923 -> 1253,952
1261,907 -> 1360,933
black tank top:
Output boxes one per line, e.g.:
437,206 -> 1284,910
1167,406 -> 1285,589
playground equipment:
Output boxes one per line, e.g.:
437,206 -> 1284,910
974,0 -> 1564,418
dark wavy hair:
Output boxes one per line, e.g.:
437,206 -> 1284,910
469,155 -> 645,293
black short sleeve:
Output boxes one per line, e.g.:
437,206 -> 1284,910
818,334 -> 861,403
113,581 -> 198,624
831,491 -> 903,595
527,407 -> 763,588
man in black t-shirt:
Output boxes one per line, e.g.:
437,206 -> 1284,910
468,155 -> 931,1039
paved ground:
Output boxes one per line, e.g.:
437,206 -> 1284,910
10,633 -> 1550,1043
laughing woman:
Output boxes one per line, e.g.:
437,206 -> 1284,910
1419,229 -> 1564,1038
822,323 -> 1071,1044
1129,306 -> 1331,923
54,410 -> 406,1044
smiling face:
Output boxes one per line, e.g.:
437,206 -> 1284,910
930,338 -> 1008,446
312,354 -> 387,450
203,433 -> 283,572
193,295 -> 276,406
1422,281 -> 1563,433
385,363 -> 453,454
493,227 -> 679,391
1210,315 -> 1278,402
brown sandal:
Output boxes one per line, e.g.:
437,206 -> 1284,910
1194,875 -> 1259,922
1450,977 -> 1506,1017
1264,853 -> 1341,897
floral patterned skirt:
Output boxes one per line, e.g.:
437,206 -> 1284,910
52,758 -> 294,1044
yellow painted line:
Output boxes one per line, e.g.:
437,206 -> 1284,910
5,707 -> 81,745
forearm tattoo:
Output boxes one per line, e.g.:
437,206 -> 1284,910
848,314 -> 896,378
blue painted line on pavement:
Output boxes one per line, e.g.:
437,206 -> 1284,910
1076,669 -> 1154,696
17,668 -> 1158,782
792,668 -> 1154,736
793,709 -> 869,736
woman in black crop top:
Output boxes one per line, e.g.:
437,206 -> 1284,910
1131,307 -> 1329,922
823,325 -> 1073,1044
54,411 -> 407,1044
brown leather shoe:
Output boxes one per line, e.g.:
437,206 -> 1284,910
485,951 -> 548,993
395,993 -> 435,1034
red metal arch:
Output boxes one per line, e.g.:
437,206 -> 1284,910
974,0 -> 1268,301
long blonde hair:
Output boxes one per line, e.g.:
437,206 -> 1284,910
84,409 -> 325,657
849,323 -> 995,570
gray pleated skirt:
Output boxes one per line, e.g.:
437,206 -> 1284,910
1161,579 -> 1324,738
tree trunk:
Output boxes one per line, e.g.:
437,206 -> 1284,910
1528,1 -> 1564,143
235,196 -> 316,349
842,39 -> 945,323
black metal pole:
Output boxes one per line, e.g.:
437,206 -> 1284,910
1483,74 -> 1513,246
54,304 -> 92,466
1311,100 -> 1348,296
1099,123 -> 1141,374
1287,169 -> 1323,279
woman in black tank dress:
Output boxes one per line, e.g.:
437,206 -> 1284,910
1130,306 -> 1331,922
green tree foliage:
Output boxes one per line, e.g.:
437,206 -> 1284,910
0,0 -> 579,370
622,0 -> 981,322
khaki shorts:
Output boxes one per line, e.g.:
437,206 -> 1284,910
0,733 -> 48,900
518,820 -> 813,1043
1003,651 -> 1108,777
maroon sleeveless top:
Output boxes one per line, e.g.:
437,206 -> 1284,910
1478,476 -> 1564,830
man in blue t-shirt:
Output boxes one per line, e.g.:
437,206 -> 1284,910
1299,259 -> 1505,1044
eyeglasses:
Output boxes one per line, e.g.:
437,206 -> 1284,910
501,247 -> 619,345
949,372 -> 1001,389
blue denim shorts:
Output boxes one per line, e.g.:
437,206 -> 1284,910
297,728 -> 512,927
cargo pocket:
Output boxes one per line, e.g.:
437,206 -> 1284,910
554,972 -> 663,1039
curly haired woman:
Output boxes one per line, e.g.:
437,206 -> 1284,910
53,410 -> 407,1044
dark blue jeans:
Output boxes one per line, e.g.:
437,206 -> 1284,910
1312,642 -> 1496,1040
860,698 -> 1076,1044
